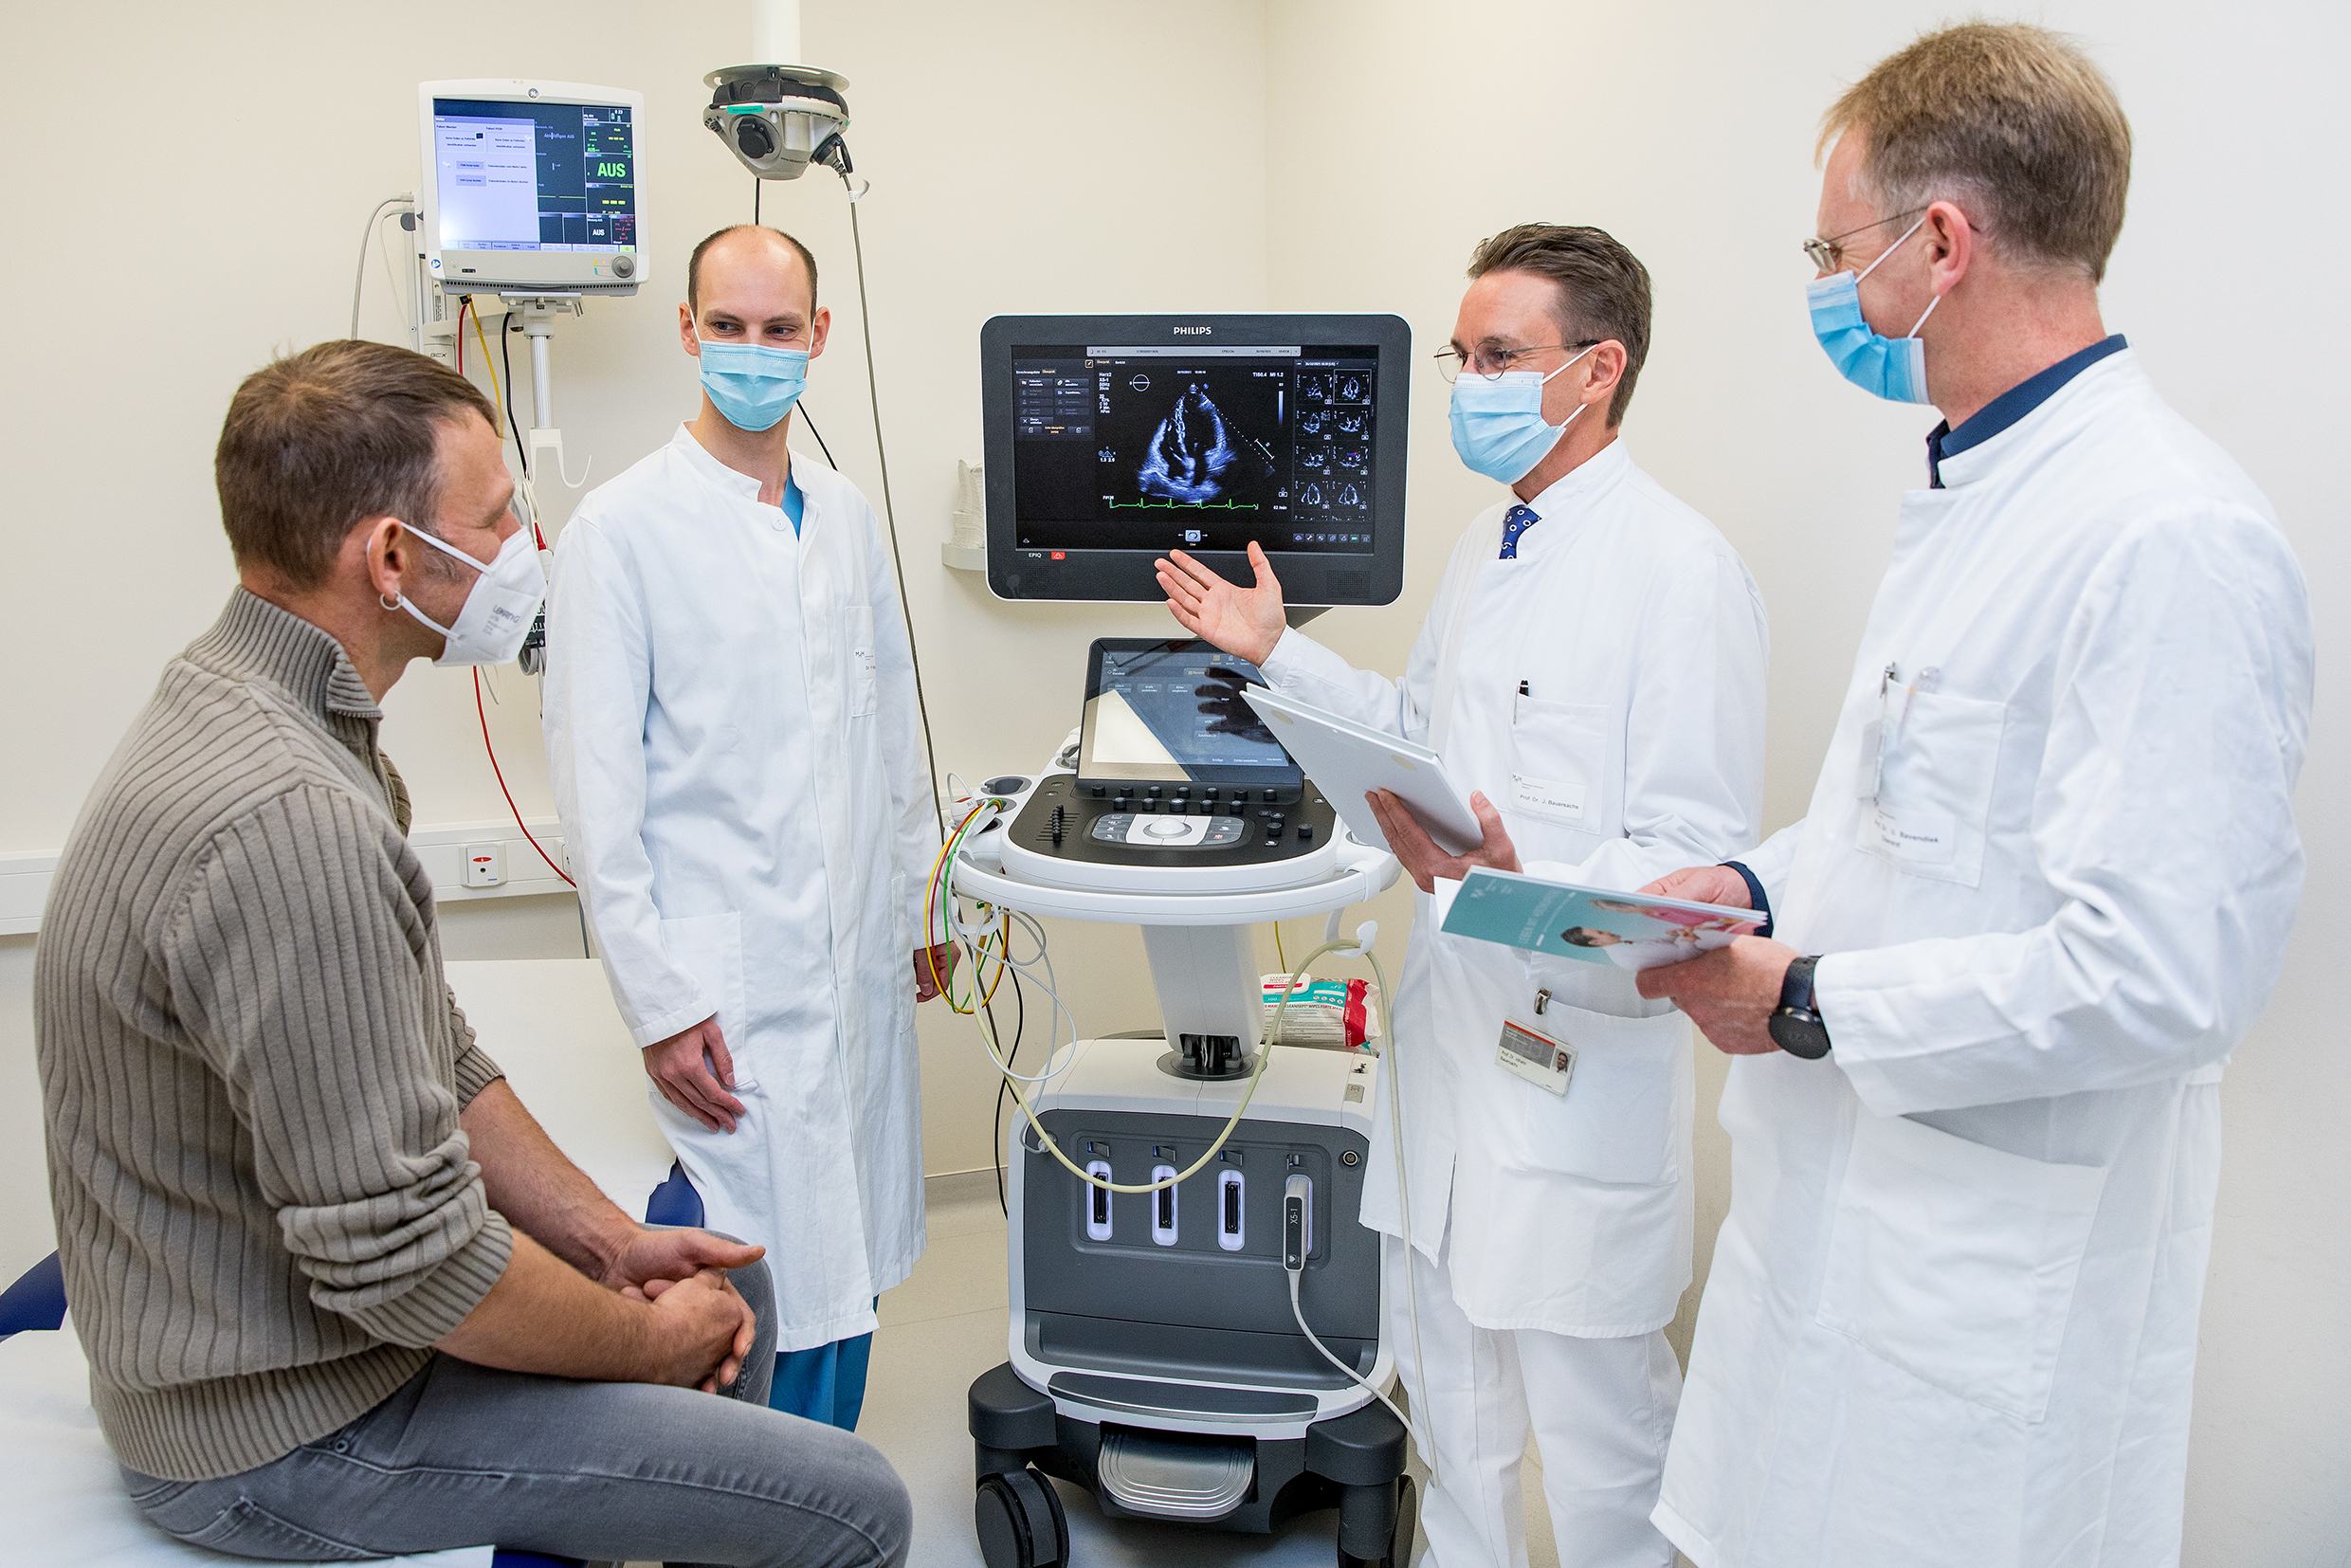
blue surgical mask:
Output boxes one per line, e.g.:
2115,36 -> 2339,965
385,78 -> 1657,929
1448,343 -> 1597,484
1806,213 -> 1941,404
696,331 -> 810,431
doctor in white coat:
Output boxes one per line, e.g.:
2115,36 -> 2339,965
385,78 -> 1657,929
1636,26 -> 2313,1568
543,225 -> 945,1429
1160,224 -> 1768,1568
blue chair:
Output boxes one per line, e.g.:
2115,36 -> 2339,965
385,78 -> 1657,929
645,1160 -> 705,1228
0,1250 -> 66,1336
4,1252 -> 585,1568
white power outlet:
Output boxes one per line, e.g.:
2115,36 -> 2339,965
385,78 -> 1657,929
462,843 -> 504,888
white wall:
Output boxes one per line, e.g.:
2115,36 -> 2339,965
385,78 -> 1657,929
0,0 -> 1275,1270
3,2 -> 2343,1559
1261,1 -> 2351,1560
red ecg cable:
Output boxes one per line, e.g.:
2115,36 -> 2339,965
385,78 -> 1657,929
473,667 -> 574,887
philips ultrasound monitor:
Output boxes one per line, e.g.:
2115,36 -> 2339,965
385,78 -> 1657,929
979,314 -> 1411,605
419,80 -> 646,295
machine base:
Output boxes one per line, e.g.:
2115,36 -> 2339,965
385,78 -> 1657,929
969,1362 -> 1413,1566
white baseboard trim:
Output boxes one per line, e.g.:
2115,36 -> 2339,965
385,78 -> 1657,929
923,1167 -> 999,1203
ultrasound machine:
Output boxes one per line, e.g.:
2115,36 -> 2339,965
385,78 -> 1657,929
950,316 -> 1428,1568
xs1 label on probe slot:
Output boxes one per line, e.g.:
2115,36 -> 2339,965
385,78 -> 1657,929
1283,1174 -> 1312,1269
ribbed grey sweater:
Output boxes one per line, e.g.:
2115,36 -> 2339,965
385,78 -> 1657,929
35,590 -> 513,1481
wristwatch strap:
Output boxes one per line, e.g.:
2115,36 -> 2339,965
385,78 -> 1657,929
1769,955 -> 1832,1059
1779,954 -> 1818,1014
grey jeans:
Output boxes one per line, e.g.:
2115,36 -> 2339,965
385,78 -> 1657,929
119,1257 -> 910,1568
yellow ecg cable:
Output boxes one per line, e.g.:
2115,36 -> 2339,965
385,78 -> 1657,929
927,800 -> 1013,1011
469,303 -> 503,410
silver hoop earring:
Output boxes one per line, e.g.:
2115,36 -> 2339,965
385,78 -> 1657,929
379,593 -> 401,611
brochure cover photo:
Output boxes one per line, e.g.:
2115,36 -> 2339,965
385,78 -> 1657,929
1439,867 -> 1762,971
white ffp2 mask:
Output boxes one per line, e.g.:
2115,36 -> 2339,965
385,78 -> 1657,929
394,524 -> 545,666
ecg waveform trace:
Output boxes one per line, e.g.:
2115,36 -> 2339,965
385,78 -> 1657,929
1105,498 -> 1262,511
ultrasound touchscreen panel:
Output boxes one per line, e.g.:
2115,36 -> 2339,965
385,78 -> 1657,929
1011,344 -> 1379,556
1078,640 -> 1299,789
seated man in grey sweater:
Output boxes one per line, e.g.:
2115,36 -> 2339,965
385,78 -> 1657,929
33,339 -> 911,1568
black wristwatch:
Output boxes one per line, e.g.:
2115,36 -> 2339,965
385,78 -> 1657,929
1768,955 -> 1832,1059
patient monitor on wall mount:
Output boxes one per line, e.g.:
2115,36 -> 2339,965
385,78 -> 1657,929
416,79 -> 646,299
412,76 -> 646,527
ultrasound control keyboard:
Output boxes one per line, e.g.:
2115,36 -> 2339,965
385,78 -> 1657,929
1089,813 -> 1251,848
1010,775 -> 1337,874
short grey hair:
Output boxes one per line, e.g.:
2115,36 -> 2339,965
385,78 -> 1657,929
1821,22 -> 2133,282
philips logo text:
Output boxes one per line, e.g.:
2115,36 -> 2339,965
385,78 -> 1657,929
1172,326 -> 1212,336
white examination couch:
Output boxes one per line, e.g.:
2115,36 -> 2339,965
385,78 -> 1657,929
0,958 -> 673,1567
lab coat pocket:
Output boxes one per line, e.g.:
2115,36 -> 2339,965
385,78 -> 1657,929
1506,695 -> 1613,841
844,603 -> 879,719
1493,1001 -> 1687,1186
1856,687 -> 2005,888
657,912 -> 755,1090
1816,1111 -> 2106,1423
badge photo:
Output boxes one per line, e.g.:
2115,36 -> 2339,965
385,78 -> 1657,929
1496,1017 -> 1576,1097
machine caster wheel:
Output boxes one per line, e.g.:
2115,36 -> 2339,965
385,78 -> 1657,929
975,1465 -> 1070,1568
1338,1473 -> 1416,1568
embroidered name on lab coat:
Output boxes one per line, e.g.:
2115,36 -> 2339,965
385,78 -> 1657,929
1510,772 -> 1586,821
1864,800 -> 1957,865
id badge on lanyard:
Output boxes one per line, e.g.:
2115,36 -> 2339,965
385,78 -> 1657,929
1496,1016 -> 1576,1097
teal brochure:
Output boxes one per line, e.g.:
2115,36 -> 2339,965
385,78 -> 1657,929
1439,868 -> 1761,971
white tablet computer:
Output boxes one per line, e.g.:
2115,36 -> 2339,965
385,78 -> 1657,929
1241,684 -> 1484,854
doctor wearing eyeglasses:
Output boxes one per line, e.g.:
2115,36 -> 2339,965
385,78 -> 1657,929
1159,224 -> 1768,1568
1632,26 -> 2313,1568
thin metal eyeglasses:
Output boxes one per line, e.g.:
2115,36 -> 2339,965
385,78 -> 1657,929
1433,339 -> 1601,383
1801,207 -> 1929,273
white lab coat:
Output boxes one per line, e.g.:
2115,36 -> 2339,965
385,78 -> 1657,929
1652,351 -> 2313,1568
1262,440 -> 1769,1336
542,425 -> 935,1353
